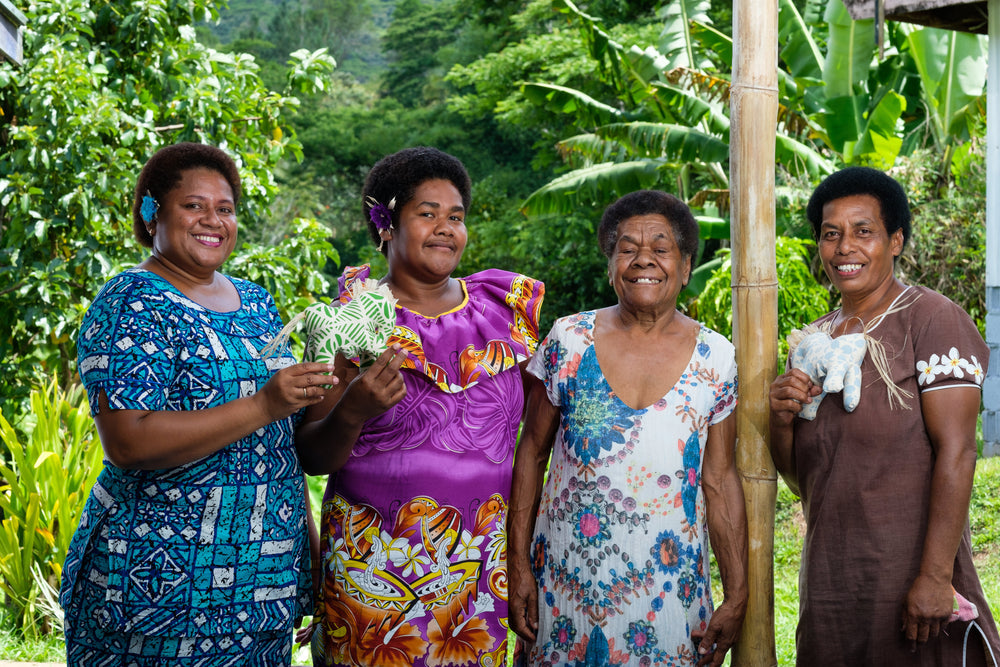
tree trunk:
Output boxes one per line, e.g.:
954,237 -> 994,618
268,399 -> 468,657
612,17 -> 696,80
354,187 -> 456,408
730,0 -> 779,665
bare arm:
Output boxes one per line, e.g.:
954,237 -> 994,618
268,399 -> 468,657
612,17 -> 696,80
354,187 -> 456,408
295,345 -> 407,475
93,361 -> 336,470
767,368 -> 820,496
901,386 -> 980,648
694,414 -> 749,666
508,374 -> 560,644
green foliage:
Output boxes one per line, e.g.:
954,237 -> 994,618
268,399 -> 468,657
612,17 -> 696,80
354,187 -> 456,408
696,237 -> 830,361
0,624 -> 65,662
970,456 -> 1000,552
0,0 -> 336,403
227,217 -> 339,322
0,382 -> 102,637
894,145 -> 987,333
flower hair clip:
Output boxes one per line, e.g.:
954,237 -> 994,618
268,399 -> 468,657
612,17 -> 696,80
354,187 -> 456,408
140,190 -> 159,224
365,195 -> 396,251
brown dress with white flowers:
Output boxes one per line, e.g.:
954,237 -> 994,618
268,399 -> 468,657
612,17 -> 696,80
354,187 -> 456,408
793,286 -> 1000,666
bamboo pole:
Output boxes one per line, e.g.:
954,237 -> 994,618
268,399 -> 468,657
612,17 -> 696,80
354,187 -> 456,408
730,0 -> 779,665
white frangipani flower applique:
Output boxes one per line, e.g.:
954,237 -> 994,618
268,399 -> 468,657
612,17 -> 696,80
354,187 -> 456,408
916,353 -> 944,386
943,347 -> 967,379
917,348 -> 985,386
964,355 -> 985,384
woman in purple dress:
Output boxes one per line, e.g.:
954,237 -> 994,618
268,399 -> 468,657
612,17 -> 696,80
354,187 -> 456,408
297,147 -> 544,667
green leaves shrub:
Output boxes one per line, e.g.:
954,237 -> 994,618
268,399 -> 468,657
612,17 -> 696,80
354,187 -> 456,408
0,381 -> 102,636
695,236 -> 831,362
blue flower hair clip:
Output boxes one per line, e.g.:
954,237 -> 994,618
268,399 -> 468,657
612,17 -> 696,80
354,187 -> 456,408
140,191 -> 159,224
365,195 -> 396,251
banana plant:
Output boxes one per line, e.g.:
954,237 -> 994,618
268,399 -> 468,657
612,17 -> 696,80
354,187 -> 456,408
523,0 -> 833,221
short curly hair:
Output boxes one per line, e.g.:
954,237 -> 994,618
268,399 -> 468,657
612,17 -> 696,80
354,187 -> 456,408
132,143 -> 242,248
806,166 -> 911,248
362,147 -> 472,255
598,190 -> 700,260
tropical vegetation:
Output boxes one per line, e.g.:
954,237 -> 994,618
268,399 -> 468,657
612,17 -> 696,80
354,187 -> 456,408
0,0 -> 993,663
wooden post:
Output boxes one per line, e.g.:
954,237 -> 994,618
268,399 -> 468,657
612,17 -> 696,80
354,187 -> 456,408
730,0 -> 779,664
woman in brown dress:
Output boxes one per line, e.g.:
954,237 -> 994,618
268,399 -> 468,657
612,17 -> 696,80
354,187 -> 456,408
769,167 -> 1000,666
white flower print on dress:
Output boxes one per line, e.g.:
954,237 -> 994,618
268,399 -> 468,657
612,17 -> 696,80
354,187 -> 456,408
388,539 -> 431,577
942,347 -> 967,379
916,353 -> 944,386
963,355 -> 985,385
454,530 -> 485,560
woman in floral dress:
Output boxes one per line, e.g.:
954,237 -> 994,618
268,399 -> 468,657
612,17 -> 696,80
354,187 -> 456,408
509,190 -> 747,667
296,147 -> 544,666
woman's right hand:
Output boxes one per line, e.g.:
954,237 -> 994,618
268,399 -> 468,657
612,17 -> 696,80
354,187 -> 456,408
508,556 -> 539,643
256,362 -> 338,422
339,344 -> 408,423
768,368 -> 819,427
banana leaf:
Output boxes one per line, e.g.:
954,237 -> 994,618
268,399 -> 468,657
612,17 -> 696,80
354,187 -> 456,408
905,26 -> 986,143
521,160 -> 665,216
595,121 -> 729,163
824,0 -> 875,100
522,82 -> 623,127
658,0 -> 713,70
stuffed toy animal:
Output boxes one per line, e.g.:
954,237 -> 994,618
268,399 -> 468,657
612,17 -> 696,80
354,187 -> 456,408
787,325 -> 868,420
263,280 -> 397,368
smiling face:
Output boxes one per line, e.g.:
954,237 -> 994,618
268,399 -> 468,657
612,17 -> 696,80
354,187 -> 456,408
818,194 -> 902,299
609,214 -> 691,314
385,178 -> 467,283
149,167 -> 238,278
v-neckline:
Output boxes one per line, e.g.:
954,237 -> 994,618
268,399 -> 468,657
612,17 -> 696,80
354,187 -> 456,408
590,316 -> 701,412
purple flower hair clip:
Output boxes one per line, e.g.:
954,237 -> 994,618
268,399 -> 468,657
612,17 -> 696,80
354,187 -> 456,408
365,195 -> 396,251
140,190 -> 159,224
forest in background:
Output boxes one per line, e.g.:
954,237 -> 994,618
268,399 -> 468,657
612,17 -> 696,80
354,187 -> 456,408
0,0 -> 993,661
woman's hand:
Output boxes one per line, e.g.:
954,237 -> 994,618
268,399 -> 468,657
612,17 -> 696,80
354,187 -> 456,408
767,368 -> 819,493
901,573 -> 953,650
255,362 -> 338,422
294,346 -> 407,475
508,556 -> 539,643
768,368 -> 820,427
338,345 -> 407,423
692,596 -> 746,667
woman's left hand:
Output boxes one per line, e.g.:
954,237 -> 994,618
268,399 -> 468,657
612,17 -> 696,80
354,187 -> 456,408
692,597 -> 745,667
901,573 -> 953,649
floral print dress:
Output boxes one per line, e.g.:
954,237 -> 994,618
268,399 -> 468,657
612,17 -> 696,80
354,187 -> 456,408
525,311 -> 737,667
315,266 -> 544,667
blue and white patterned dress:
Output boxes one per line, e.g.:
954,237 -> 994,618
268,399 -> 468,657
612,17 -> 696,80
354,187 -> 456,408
62,268 -> 311,666
524,311 -> 737,667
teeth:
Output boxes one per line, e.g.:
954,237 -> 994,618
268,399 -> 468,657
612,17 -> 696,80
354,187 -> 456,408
837,264 -> 862,272
632,278 -> 661,284
194,235 -> 220,243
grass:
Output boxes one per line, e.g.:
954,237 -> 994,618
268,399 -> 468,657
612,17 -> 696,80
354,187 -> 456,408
3,460 -> 998,664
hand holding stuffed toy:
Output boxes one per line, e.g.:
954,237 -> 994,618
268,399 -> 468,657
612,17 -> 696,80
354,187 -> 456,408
787,326 -> 868,420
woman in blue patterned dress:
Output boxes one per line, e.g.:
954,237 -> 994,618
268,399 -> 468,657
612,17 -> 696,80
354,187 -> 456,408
508,190 -> 748,667
61,142 -> 335,666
